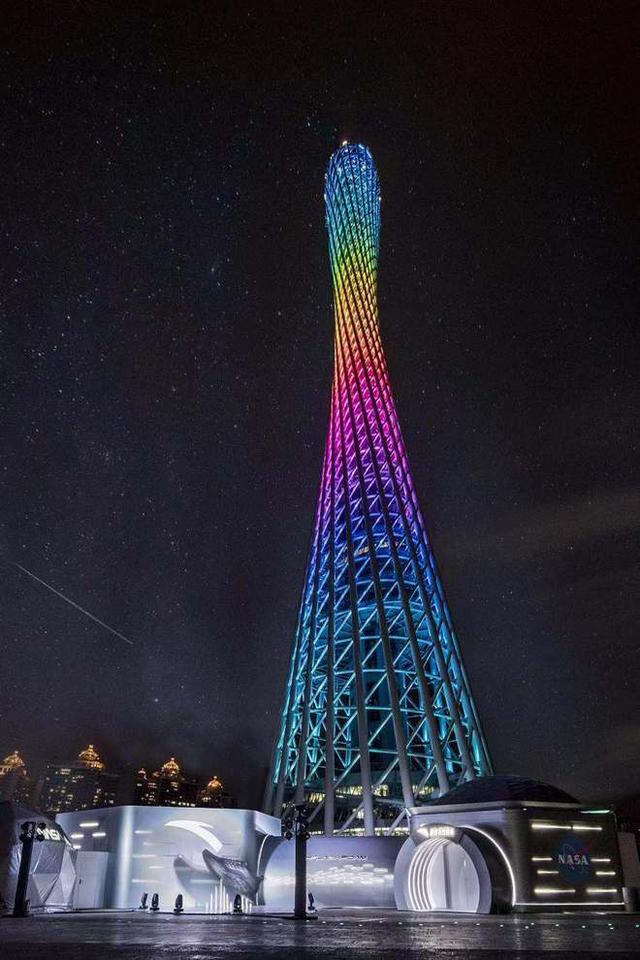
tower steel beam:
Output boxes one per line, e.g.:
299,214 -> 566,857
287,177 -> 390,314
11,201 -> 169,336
334,375 -> 375,834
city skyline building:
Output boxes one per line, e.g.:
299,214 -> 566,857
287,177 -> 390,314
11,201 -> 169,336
197,774 -> 235,808
0,750 -> 33,805
38,744 -> 119,815
266,143 -> 491,835
134,757 -> 199,807
1,744 -> 236,813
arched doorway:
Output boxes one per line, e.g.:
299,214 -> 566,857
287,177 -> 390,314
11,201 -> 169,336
406,836 -> 481,911
394,829 -> 493,913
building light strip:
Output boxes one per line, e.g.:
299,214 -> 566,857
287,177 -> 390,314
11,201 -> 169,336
517,901 -> 625,907
92,832 -> 106,838
591,858 -> 611,863
534,887 -> 576,895
530,822 -> 603,832
73,844 -> 81,850
79,821 -> 99,828
70,833 -> 84,839
530,856 -> 552,862
586,887 -> 618,894
537,869 -> 559,875
134,829 -> 152,835
595,871 -> 616,876
530,823 -> 572,830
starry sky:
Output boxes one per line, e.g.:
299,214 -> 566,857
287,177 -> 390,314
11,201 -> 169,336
2,3 -> 638,811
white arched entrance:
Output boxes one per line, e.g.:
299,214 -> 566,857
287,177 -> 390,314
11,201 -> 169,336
394,828 -> 494,914
406,836 -> 481,912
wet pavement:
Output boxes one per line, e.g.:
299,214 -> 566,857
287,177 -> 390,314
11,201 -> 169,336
1,909 -> 640,958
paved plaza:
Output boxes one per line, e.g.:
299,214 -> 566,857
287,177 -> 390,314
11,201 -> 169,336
1,910 -> 640,959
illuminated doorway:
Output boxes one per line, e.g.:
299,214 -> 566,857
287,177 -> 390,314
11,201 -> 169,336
406,837 -> 481,912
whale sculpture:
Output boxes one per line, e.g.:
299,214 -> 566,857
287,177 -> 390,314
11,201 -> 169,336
165,819 -> 264,903
202,849 -> 262,901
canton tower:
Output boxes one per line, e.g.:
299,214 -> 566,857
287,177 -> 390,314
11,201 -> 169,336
266,143 -> 491,835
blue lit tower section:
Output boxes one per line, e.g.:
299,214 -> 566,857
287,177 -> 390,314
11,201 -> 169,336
266,144 -> 492,835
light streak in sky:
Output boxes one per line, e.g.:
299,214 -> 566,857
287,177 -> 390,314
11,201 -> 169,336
9,560 -> 135,646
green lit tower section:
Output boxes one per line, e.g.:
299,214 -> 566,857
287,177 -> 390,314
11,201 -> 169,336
266,144 -> 491,835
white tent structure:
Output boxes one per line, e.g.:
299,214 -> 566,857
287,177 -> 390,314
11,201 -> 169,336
0,801 -> 76,914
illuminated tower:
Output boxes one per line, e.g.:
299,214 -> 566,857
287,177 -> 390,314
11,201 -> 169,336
266,144 -> 491,835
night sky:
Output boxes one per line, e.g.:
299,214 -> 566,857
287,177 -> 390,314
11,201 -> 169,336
2,3 -> 638,810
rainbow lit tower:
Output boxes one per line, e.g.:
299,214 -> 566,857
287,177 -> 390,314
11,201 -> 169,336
266,144 -> 491,835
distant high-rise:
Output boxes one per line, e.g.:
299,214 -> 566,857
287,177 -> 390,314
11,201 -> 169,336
134,757 -> 199,808
266,144 -> 491,835
134,767 -> 159,805
197,775 -> 235,809
38,744 -> 119,815
0,750 -> 32,805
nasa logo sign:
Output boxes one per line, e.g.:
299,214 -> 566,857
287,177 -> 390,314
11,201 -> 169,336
556,836 -> 591,881
35,825 -> 65,843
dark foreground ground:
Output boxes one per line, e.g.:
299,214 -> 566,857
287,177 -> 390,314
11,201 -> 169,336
1,909 -> 640,959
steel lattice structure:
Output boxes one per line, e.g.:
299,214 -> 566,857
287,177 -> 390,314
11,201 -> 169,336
266,143 -> 491,835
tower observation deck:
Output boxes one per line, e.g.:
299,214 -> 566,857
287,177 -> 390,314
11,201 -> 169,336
266,144 -> 491,835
